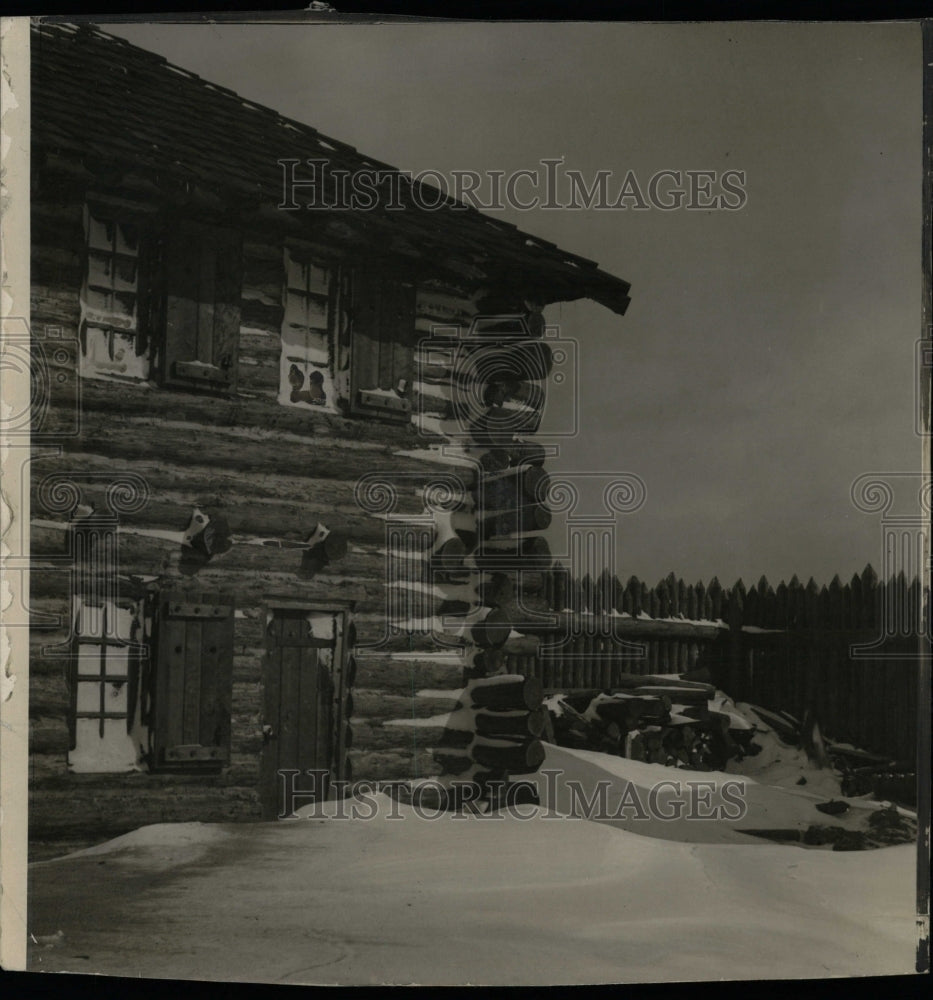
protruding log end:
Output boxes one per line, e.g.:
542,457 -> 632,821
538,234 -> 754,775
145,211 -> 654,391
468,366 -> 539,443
469,674 -> 544,711
471,607 -> 513,648
472,737 -> 546,774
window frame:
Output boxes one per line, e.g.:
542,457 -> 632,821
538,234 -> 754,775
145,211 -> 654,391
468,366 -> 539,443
279,243 -> 341,413
79,198 -> 155,384
78,201 -> 245,395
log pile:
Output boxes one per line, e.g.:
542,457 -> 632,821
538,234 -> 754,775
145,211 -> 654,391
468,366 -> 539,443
544,674 -> 760,770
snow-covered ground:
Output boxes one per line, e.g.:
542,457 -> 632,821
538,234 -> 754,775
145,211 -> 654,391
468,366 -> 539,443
28,734 -> 918,985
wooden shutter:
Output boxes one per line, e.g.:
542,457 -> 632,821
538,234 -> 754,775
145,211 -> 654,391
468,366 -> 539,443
151,591 -> 235,771
163,221 -> 242,390
349,268 -> 416,421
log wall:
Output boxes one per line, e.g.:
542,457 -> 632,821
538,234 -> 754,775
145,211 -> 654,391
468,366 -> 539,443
29,167 -> 552,854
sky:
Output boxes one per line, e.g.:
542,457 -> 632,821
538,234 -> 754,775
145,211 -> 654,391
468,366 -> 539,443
104,19 -> 924,589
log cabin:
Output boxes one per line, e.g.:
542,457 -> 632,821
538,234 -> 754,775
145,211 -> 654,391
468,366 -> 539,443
27,22 -> 631,855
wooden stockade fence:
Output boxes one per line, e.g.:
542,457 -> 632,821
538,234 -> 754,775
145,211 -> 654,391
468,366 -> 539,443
505,564 -> 926,762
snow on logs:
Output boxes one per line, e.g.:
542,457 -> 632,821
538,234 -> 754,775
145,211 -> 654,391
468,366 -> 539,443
429,674 -> 547,783
545,683 -> 757,768
412,311 -> 555,802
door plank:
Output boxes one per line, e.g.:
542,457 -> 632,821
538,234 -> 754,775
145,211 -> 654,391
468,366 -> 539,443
296,645 -> 319,777
182,614 -> 202,745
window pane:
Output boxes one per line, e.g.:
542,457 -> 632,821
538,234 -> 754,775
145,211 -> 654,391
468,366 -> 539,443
87,250 -> 115,290
83,286 -> 113,319
76,681 -> 101,713
113,256 -> 139,291
282,324 -> 327,365
75,642 -> 103,664
305,261 -> 330,296
111,604 -> 135,642
284,290 -> 310,329
115,221 -> 139,256
86,212 -> 114,251
76,604 -> 106,637
106,645 -> 129,677
83,326 -> 114,366
104,680 -> 129,714
286,254 -> 309,292
111,291 -> 138,328
71,718 -> 137,773
306,294 -> 328,328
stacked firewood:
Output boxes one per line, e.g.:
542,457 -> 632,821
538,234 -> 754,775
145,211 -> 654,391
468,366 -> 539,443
545,674 -> 760,770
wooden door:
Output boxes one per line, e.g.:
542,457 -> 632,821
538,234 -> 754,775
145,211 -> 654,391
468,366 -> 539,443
260,605 -> 351,820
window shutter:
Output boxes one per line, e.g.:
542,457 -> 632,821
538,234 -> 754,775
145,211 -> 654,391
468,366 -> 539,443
163,221 -> 242,390
151,591 -> 235,771
349,268 -> 416,421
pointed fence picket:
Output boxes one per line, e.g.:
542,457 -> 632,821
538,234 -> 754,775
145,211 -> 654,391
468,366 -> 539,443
505,564 -> 924,760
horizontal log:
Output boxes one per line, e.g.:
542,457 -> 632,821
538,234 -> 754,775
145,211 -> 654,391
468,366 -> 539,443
485,595 -> 557,637
501,633 -> 542,656
469,406 -> 541,447
475,448 -> 511,474
353,721 -> 473,752
33,485 -> 392,549
32,449 -> 428,521
348,748 -> 442,782
237,363 -> 280,394
475,707 -> 546,739
548,613 -> 724,641
471,737 -> 546,774
52,418 -> 456,491
28,532 -> 387,606
49,376 -> 453,454
478,572 -> 515,609
352,654 -> 467,696
431,537 -> 469,573
593,696 -> 668,727
468,674 -> 543,711
479,467 -> 550,511
31,285 -> 81,327
507,441 -> 547,468
429,751 -> 476,776
472,536 -> 552,569
351,689 -> 461,720
454,339 -> 554,381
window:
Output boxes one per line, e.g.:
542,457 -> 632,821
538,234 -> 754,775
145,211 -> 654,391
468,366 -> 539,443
348,267 -> 416,422
280,248 -> 337,410
79,206 -> 243,392
80,205 -> 149,381
68,598 -> 144,773
279,256 -> 416,421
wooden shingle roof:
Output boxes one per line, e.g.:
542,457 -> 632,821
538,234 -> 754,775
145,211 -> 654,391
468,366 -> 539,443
31,22 -> 631,316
